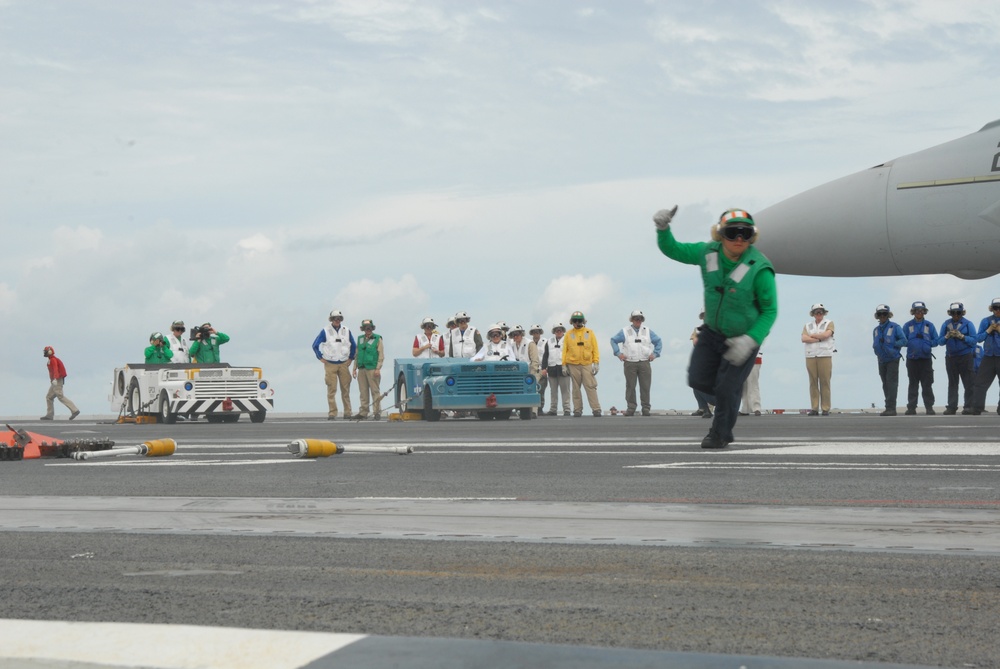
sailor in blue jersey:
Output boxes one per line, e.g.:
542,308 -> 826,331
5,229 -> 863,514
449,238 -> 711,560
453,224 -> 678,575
936,302 -> 977,415
971,297 -> 1000,415
312,309 -> 356,420
902,301 -> 938,415
872,304 -> 906,416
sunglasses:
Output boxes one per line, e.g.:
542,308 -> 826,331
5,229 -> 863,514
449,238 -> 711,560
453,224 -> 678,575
173,327 -> 185,331
721,226 -> 754,241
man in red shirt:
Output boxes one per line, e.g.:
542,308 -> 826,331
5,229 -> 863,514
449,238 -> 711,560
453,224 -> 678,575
41,346 -> 80,420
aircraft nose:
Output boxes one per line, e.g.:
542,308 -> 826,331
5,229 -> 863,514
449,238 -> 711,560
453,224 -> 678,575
755,166 -> 895,276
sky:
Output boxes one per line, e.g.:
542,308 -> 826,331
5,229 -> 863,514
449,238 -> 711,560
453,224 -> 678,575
3,0 -> 1000,418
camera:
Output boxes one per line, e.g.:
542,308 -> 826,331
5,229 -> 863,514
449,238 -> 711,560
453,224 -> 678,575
190,325 -> 210,341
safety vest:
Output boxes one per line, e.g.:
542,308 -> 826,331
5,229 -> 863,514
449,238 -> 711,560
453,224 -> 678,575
619,325 -> 654,362
477,340 -> 508,361
701,244 -> 773,338
356,334 -> 381,370
905,319 -> 935,360
544,336 -> 565,368
414,332 -> 442,358
509,339 -> 529,362
167,333 -> 189,363
319,324 -> 352,362
941,318 -> 977,357
803,319 -> 835,358
449,326 -> 478,358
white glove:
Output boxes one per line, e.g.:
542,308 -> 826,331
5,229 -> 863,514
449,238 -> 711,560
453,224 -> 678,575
561,365 -> 568,375
653,205 -> 678,231
723,335 -> 756,366
591,362 -> 599,375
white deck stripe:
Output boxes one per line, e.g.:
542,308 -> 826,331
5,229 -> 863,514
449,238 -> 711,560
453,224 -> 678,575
0,618 -> 365,669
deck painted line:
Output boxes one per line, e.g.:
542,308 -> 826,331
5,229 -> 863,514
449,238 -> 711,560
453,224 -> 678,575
3,495 -> 1000,554
0,618 -> 365,669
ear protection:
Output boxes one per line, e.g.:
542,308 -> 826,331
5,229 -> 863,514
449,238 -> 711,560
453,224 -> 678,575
711,208 -> 758,244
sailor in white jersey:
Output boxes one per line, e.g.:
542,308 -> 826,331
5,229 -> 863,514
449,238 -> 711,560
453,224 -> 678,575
448,311 -> 483,358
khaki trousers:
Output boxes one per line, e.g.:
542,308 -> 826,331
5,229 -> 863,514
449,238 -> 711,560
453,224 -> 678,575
356,368 -> 382,417
45,379 -> 78,417
567,364 -> 601,413
546,372 -> 571,413
623,360 -> 652,412
805,356 -> 833,412
324,361 -> 352,417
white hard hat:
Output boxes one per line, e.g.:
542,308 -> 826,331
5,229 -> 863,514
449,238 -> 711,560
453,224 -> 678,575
630,310 -> 645,321
486,323 -> 502,336
529,324 -> 544,334
454,311 -> 470,321
329,310 -> 344,319
508,324 -> 525,335
551,322 -> 566,333
810,303 -> 827,314
421,316 -> 437,328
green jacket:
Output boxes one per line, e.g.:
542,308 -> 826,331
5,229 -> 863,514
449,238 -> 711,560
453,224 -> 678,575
355,334 -> 383,370
189,332 -> 230,364
144,343 -> 173,364
657,229 -> 778,344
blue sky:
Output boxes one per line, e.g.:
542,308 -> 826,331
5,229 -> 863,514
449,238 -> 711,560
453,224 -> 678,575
3,1 -> 1000,417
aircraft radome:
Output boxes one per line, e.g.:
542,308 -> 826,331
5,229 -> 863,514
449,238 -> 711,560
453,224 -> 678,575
754,119 -> 1000,280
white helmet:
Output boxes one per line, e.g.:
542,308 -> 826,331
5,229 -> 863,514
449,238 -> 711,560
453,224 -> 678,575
486,323 -> 503,337
421,316 -> 437,328
529,324 -> 544,334
329,310 -> 344,320
551,322 -> 566,333
497,321 -> 509,331
508,324 -> 525,336
454,311 -> 470,321
630,310 -> 645,322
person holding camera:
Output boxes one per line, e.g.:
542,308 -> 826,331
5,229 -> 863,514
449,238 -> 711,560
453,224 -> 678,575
145,332 -> 174,364
188,322 -> 230,364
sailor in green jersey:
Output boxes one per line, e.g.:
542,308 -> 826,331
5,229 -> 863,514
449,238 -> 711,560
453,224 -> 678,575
144,332 -> 174,364
654,205 -> 778,449
352,319 -> 385,420
189,323 -> 230,364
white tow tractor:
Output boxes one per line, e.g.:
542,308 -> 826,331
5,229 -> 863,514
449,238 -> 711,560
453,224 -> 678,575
110,363 -> 274,424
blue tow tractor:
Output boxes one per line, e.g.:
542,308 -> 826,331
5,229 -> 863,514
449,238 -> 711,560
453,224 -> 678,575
393,358 -> 540,421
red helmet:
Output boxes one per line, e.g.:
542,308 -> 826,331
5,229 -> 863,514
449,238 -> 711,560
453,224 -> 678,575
43,346 -> 54,357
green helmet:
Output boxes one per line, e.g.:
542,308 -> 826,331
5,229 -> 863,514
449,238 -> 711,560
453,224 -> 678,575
360,319 -> 375,330
570,311 -> 586,323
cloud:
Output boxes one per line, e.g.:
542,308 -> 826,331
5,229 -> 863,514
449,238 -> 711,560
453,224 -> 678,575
537,67 -> 606,93
236,233 -> 274,258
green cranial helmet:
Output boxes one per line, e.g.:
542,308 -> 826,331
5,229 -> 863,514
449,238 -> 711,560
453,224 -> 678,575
570,310 -> 586,323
